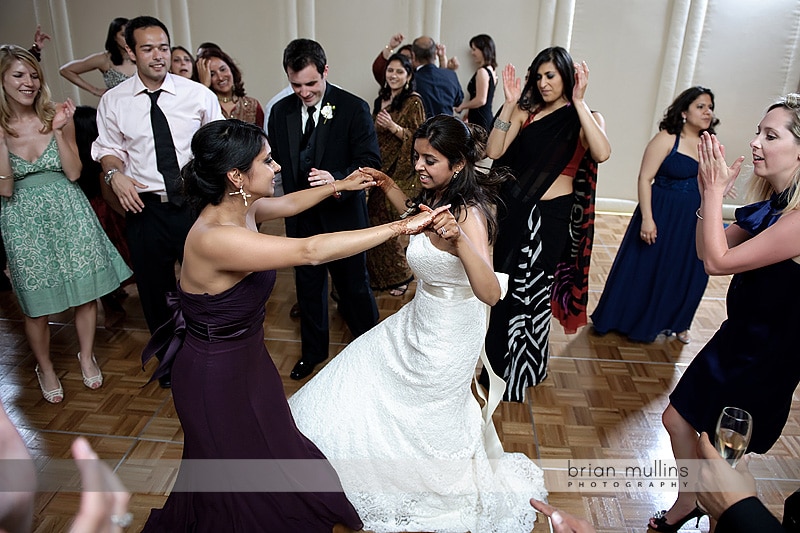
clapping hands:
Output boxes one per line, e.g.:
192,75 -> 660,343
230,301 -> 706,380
52,98 -> 76,131
698,132 -> 743,199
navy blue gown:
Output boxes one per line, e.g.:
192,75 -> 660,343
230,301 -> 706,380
591,134 -> 708,341
670,196 -> 800,454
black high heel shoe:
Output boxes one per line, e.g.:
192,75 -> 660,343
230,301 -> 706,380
648,506 -> 705,532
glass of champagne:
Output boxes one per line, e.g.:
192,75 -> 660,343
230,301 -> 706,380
715,406 -> 752,466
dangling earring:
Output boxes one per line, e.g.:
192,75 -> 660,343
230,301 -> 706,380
229,173 -> 252,206
404,81 -> 409,91
682,115 -> 686,124
452,170 -> 460,180
229,185 -> 251,206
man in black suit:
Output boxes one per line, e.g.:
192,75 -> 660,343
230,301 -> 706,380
411,36 -> 463,117
267,39 -> 381,380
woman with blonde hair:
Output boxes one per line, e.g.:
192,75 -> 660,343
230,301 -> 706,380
650,93 -> 800,531
0,45 -> 130,403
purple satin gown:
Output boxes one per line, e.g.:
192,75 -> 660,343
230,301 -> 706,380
142,270 -> 362,532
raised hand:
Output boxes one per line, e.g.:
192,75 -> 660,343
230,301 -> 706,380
572,61 -> 590,103
501,64 -> 522,105
388,33 -> 404,49
698,132 -> 743,198
338,169 -> 377,192
33,25 -> 51,50
196,58 -> 212,87
52,98 -> 76,131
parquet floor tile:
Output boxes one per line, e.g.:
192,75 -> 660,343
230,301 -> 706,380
0,213 -> 795,532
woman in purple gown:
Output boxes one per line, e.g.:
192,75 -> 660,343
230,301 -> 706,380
141,120 -> 443,532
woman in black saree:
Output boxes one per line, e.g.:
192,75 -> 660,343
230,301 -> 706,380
483,46 -> 611,401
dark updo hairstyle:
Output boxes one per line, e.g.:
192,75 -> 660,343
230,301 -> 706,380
196,47 -> 247,97
410,116 -> 508,243
105,17 -> 129,66
468,34 -> 497,69
374,53 -> 416,114
659,86 -> 719,135
182,120 -> 267,212
519,46 -> 575,112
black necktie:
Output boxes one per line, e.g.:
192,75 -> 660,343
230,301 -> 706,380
300,106 -> 316,150
148,90 -> 183,206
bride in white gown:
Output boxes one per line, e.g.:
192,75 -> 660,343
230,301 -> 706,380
289,116 -> 547,532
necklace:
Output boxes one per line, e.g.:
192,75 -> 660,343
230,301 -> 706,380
219,95 -> 236,104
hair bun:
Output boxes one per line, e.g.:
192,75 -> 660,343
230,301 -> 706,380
786,93 -> 800,108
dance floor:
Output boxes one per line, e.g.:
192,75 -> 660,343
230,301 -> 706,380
2,212 -> 798,532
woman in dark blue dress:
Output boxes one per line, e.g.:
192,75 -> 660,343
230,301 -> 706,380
649,94 -> 800,531
592,87 -> 718,343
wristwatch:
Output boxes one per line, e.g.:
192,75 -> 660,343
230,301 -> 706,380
104,168 -> 120,185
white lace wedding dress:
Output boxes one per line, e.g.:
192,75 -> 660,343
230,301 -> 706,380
289,234 -> 546,532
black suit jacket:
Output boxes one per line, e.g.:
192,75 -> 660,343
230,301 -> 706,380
414,63 -> 464,117
267,83 -> 381,235
716,497 -> 786,532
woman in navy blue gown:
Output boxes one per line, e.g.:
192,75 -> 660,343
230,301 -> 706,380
649,94 -> 800,531
141,120 -> 441,532
592,87 -> 718,344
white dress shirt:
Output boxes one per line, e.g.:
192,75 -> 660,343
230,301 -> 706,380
92,73 -> 224,193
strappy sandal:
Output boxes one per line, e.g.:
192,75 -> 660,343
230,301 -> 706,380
35,364 -> 64,403
388,284 -> 409,297
77,352 -> 103,390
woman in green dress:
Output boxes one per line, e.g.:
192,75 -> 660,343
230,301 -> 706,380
0,45 -> 131,403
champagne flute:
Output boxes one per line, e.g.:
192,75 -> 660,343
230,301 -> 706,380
715,406 -> 752,466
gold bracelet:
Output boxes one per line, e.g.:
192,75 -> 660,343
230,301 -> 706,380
330,181 -> 341,199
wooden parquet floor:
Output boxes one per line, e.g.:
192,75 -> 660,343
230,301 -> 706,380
1,212 -> 797,532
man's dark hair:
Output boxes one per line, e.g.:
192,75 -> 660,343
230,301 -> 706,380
124,16 -> 170,51
412,37 -> 436,63
282,39 -> 326,75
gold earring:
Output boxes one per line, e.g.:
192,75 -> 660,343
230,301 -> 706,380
229,184 -> 252,206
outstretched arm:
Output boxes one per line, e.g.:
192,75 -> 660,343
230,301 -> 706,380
252,169 -> 376,223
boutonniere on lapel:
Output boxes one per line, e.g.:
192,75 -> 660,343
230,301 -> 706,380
320,103 -> 335,124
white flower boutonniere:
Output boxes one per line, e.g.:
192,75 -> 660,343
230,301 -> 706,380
321,103 -> 335,123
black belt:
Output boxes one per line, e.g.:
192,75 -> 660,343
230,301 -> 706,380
139,192 -> 169,203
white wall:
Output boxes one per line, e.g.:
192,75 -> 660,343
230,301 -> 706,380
3,0 -> 799,205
